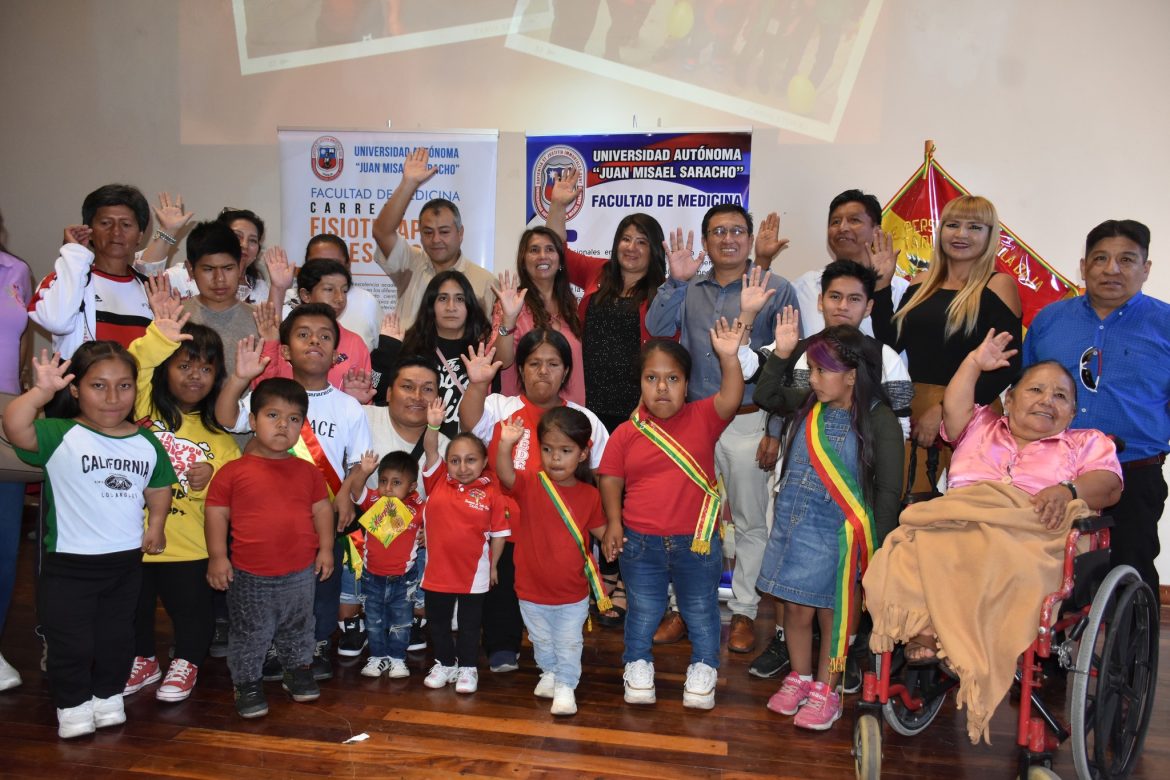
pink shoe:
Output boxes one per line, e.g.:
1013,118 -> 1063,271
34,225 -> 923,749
794,681 -> 842,730
767,671 -> 812,715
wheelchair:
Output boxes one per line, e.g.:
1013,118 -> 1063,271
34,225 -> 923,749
852,515 -> 1159,779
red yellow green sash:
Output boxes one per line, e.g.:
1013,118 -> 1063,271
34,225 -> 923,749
290,420 -> 362,575
805,402 -> 876,673
538,471 -> 611,611
630,408 -> 721,554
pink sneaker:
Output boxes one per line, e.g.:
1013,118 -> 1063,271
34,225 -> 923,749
767,672 -> 812,715
794,681 -> 842,730
124,656 -> 161,695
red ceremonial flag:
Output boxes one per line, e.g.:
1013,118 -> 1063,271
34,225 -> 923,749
882,141 -> 1077,328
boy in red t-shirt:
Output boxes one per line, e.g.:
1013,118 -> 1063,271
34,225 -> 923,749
349,450 -> 425,679
205,378 -> 334,719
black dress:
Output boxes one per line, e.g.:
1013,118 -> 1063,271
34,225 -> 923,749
582,295 -> 642,432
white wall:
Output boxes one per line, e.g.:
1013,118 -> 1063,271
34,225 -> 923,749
3,0 -> 1169,581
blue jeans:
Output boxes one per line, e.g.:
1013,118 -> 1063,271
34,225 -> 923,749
519,596 -> 590,688
412,546 -> 427,610
360,567 -> 419,660
0,482 -> 23,638
313,537 -> 344,643
621,528 -> 723,668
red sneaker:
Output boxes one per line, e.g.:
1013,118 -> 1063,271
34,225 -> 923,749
124,656 -> 161,695
156,659 -> 198,702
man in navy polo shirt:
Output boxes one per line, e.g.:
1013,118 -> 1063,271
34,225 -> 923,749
1024,219 -> 1170,591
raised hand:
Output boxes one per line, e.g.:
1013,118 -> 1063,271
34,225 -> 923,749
772,305 -> 800,359
492,270 -> 528,326
151,297 -> 192,344
710,317 -> 742,358
63,224 -> 92,247
357,449 -> 379,479
863,229 -> 900,287
263,246 -> 295,292
753,212 -> 790,261
380,312 -> 403,341
461,342 -> 503,385
152,192 -> 194,235
498,416 -> 525,447
402,147 -> 438,186
969,328 -> 1017,372
426,397 -> 445,429
234,335 -> 270,382
252,301 -> 281,342
740,265 -> 777,320
146,273 -> 184,323
664,227 -> 705,282
549,166 -> 580,207
341,367 -> 375,404
31,350 -> 74,395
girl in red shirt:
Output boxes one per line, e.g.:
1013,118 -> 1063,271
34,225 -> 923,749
496,406 -> 607,717
419,399 -> 510,695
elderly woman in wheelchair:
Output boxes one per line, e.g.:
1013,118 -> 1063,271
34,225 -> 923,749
861,329 -> 1123,748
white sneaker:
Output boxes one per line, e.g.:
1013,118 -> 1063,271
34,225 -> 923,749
423,662 -> 458,689
534,671 -> 556,699
0,652 -> 21,691
361,656 -> 392,678
57,700 -> 95,739
455,666 -> 478,694
92,693 -> 126,728
387,658 -> 410,679
683,662 -> 717,710
550,683 -> 577,716
623,660 -> 656,704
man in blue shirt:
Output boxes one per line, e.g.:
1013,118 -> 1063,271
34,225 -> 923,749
647,203 -> 798,653
1023,219 -> 1170,591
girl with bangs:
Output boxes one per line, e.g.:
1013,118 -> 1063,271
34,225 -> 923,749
756,326 -> 903,731
872,195 -> 1022,497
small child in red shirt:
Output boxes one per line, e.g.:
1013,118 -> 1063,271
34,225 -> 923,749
419,398 -> 510,694
496,406 -> 607,717
349,450 -> 425,679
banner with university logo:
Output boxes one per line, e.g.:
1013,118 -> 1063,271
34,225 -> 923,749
525,130 -> 752,259
882,140 -> 1077,328
278,128 -> 499,312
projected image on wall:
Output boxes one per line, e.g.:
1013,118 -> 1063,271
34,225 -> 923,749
506,0 -> 883,141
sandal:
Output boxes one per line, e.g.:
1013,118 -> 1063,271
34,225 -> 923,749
904,634 -> 940,666
595,575 -> 627,628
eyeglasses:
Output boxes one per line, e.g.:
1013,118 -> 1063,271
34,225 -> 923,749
706,225 -> 749,238
1080,346 -> 1101,393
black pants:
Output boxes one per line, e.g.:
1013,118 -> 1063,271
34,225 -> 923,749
481,542 -> 522,656
313,537 -> 344,643
1107,462 -> 1168,593
426,591 -> 486,667
134,559 -> 214,664
39,549 -> 142,709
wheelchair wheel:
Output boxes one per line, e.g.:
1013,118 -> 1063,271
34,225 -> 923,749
1070,565 -> 1159,779
853,713 -> 882,780
881,648 -> 950,736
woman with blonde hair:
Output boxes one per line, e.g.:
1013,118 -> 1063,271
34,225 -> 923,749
873,195 -> 1022,496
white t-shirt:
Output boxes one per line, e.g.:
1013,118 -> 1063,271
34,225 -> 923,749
339,286 -> 384,351
471,395 -> 610,470
792,268 -> 909,338
363,405 -> 449,499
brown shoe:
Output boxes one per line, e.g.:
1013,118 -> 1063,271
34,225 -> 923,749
652,611 -> 687,644
727,614 -> 756,654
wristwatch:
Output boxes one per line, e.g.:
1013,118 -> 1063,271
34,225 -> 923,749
498,324 -> 516,337
1060,480 -> 1077,499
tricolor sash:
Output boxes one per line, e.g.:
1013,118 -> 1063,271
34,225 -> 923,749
630,408 -> 721,554
291,420 -> 362,574
538,471 -> 611,611
805,402 -> 877,673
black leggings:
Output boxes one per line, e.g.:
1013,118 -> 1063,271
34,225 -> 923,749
425,591 -> 486,668
134,559 -> 214,664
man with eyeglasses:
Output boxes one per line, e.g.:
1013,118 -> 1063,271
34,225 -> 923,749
1023,219 -> 1170,592
646,203 -> 798,655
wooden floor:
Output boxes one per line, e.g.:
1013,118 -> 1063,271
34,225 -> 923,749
1,528 -> 1167,779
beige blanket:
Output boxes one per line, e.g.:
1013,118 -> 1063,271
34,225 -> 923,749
862,481 -> 1091,744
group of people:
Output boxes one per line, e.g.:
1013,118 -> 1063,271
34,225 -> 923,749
0,160 -> 1165,744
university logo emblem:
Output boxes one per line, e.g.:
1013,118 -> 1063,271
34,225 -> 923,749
312,136 -> 344,181
532,145 -> 586,220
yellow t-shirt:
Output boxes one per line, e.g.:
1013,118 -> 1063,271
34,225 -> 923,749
130,323 -> 241,562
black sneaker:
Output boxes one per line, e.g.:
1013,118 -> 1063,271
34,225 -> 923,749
748,630 -> 791,679
337,617 -> 367,658
310,639 -> 333,681
209,619 -> 230,659
261,645 -> 283,682
407,616 -> 427,652
234,679 -> 268,718
282,667 -> 320,702
843,640 -> 868,694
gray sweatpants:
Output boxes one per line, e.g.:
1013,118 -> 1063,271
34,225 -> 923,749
227,565 -> 315,685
